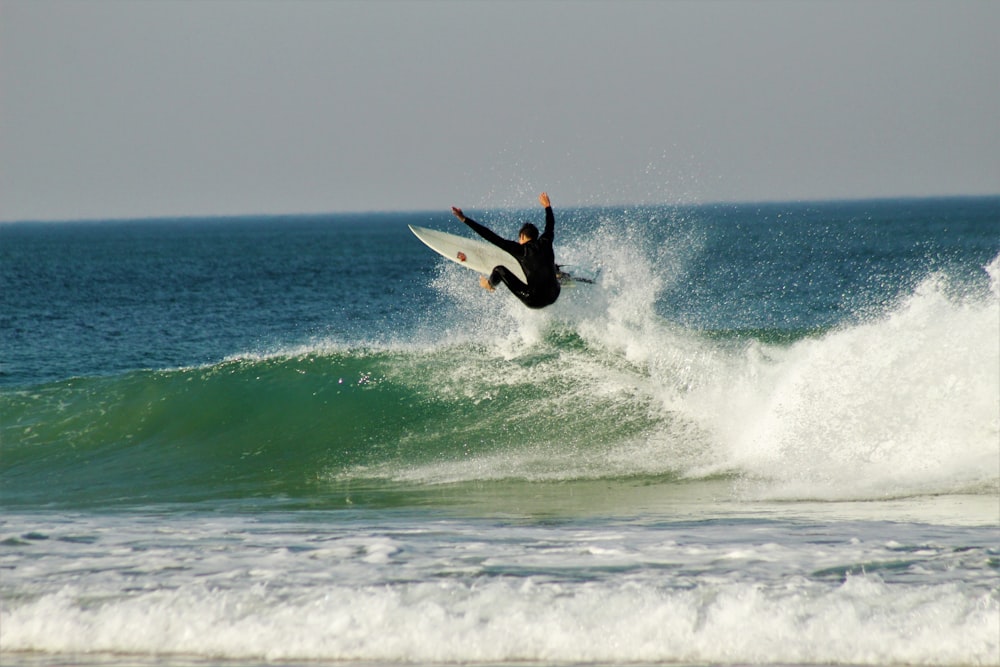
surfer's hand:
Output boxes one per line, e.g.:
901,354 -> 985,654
538,192 -> 551,208
451,206 -> 466,222
479,276 -> 495,291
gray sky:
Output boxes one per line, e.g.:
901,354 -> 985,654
1,0 -> 998,221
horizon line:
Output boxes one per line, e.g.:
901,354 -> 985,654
2,192 -> 998,225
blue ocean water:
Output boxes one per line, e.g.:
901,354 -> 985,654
1,197 -> 998,665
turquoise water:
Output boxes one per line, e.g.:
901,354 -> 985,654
1,198 -> 998,665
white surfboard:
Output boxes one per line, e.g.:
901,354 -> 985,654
409,224 -> 527,283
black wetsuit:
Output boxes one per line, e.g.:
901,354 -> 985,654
462,207 -> 561,309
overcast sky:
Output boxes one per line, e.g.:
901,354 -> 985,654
1,0 -> 998,221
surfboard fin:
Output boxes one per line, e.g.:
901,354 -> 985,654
556,264 -> 598,285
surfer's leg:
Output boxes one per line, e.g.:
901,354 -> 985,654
490,266 -> 560,309
489,266 -> 532,303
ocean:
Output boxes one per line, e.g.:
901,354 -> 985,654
1,197 -> 998,666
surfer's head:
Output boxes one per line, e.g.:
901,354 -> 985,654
518,223 -> 539,244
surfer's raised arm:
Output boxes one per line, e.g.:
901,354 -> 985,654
452,205 -> 517,254
538,192 -> 554,241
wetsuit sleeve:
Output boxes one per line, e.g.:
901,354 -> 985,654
540,206 -> 555,242
463,217 -> 522,255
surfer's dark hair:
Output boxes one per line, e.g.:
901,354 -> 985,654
519,223 -> 539,240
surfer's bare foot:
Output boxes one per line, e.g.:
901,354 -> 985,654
479,276 -> 494,291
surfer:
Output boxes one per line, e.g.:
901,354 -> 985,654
451,192 -> 561,309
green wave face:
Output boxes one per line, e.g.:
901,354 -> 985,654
1,336 -> 683,508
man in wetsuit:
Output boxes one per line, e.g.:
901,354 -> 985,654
451,192 -> 561,309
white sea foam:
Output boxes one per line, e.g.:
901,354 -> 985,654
718,268 -> 999,499
2,512 -> 996,665
6,578 -> 995,664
